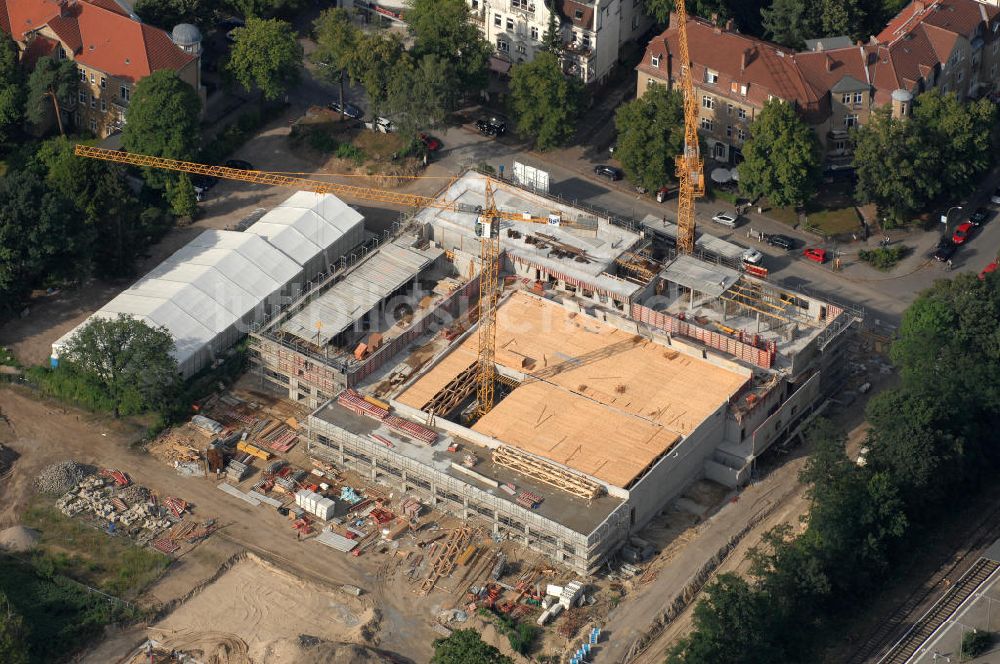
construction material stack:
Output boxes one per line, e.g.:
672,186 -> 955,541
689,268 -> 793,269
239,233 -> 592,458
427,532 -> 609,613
295,489 -> 335,520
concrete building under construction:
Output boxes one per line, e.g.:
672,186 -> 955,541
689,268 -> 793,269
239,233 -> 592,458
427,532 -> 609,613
249,172 -> 861,574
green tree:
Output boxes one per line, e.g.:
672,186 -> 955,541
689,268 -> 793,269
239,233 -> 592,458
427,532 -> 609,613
34,137 -> 164,277
0,168 -> 82,308
0,592 -> 28,664
312,8 -> 359,120
0,35 -> 24,144
431,629 -> 513,664
227,17 -> 302,104
667,574 -> 788,664
761,0 -> 817,49
123,70 -> 201,189
133,0 -> 213,29
912,90 -> 996,195
962,630 -> 993,659
542,7 -> 563,51
406,0 -> 492,101
614,85 -> 684,192
852,107 -> 934,226
25,55 -> 77,136
167,172 -> 198,218
738,99 -> 820,207
62,314 -> 178,418
228,0 -> 305,18
349,32 -> 405,118
386,54 -> 451,139
508,51 -> 584,150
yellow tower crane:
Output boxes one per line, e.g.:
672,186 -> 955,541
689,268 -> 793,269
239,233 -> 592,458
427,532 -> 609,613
74,145 -> 566,417
674,0 -> 705,254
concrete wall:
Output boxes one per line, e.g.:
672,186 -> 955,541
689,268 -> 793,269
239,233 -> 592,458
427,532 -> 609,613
625,402 -> 728,533
750,372 -> 821,456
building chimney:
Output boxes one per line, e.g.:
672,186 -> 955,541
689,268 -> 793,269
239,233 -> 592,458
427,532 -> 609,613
741,49 -> 749,71
711,13 -> 721,34
669,11 -> 679,28
825,54 -> 834,72
725,19 -> 734,32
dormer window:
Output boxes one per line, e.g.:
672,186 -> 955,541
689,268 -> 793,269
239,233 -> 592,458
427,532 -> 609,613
651,54 -> 660,68
705,69 -> 719,84
575,9 -> 583,19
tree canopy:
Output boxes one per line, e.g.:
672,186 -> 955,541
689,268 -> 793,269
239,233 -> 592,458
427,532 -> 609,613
406,0 -> 491,101
613,85 -> 685,192
227,16 -> 302,102
62,315 -> 178,418
0,593 -> 28,664
123,69 -> 202,190
853,91 -> 995,226
386,54 -> 451,138
431,629 -> 513,664
0,35 -> 24,145
508,52 -> 584,150
25,55 -> 77,135
738,99 -> 821,207
349,32 -> 405,118
312,8 -> 359,119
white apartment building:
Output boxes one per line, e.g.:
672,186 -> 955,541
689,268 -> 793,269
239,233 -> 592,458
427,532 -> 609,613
467,0 -> 653,84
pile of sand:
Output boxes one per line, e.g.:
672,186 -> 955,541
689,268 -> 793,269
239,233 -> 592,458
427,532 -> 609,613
0,525 -> 40,552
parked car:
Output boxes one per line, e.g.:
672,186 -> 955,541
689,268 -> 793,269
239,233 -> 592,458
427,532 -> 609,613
952,221 -> 974,245
328,100 -> 363,120
741,248 -> 763,265
969,207 -> 991,226
419,133 -> 442,151
992,186 -> 1000,205
656,185 -> 677,202
476,117 -> 506,136
593,164 -> 623,181
933,238 -> 957,261
710,211 -> 739,228
980,261 -> 998,280
766,234 -> 795,250
224,159 -> 255,171
365,116 -> 393,133
803,247 -> 827,263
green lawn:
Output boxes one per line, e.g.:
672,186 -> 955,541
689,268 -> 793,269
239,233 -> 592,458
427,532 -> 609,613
22,500 -> 170,598
767,205 -> 799,226
804,206 -> 861,236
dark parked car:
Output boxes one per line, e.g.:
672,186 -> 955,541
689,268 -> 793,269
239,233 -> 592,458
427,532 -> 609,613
328,100 -> 363,120
766,234 -> 795,250
969,207 -> 991,226
933,237 -> 957,261
224,159 -> 255,171
593,164 -> 623,181
476,117 -> 506,136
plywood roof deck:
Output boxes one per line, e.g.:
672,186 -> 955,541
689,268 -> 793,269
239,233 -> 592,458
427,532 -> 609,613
398,291 -> 749,488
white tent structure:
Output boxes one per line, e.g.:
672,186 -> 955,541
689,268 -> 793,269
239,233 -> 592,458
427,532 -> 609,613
51,192 -> 365,379
245,191 -> 364,282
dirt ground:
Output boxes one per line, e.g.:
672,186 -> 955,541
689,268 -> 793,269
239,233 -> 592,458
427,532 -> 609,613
0,386 -> 438,662
150,553 -> 376,664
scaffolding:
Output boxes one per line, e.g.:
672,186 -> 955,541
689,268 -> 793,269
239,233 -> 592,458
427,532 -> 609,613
492,445 -> 604,500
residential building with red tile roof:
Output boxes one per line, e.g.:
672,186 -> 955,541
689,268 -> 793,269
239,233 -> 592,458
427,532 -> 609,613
637,0 -> 1000,168
0,0 -> 202,138
466,0 -> 653,85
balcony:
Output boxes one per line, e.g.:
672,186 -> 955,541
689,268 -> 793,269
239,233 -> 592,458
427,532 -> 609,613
471,10 -> 485,24
562,40 -> 594,57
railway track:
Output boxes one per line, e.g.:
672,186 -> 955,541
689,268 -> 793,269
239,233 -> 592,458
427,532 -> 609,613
876,557 -> 1000,664
848,496 -> 1000,664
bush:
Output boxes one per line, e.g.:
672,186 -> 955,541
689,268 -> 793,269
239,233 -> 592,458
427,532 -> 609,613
307,130 -> 339,154
25,364 -> 119,413
962,630 -> 992,659
334,143 -> 365,165
858,245 -> 906,271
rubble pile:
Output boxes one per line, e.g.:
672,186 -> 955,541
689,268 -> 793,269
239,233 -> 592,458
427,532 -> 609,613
118,484 -> 150,506
34,461 -> 97,495
56,476 -> 172,543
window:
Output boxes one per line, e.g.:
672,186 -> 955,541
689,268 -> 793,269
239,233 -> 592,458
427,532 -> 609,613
100,77 -> 106,89
78,67 -> 86,82
727,103 -> 733,115
737,107 -> 747,120
471,0 -> 478,7
726,125 -> 732,137
705,69 -> 718,84
100,99 -> 107,112
737,127 -> 747,141
57,46 -> 65,60
700,117 -> 714,131
78,91 -> 86,104
506,17 -> 514,31
701,95 -> 715,109
714,142 -> 726,158
647,77 -> 656,87
494,13 -> 501,27
575,9 -> 583,19
531,26 -> 538,40
834,139 -> 847,151
957,70 -> 964,82
89,73 -> 95,84
854,91 -> 863,104
740,83 -> 748,96
120,84 -> 130,101
89,117 -> 97,132
581,34 -> 590,48
497,38 -> 510,53
90,95 -> 96,109
841,92 -> 852,104
516,43 -> 526,54
651,54 -> 660,68
844,114 -> 858,128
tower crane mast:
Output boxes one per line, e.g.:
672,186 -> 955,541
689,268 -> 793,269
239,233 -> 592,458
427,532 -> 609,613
674,0 -> 705,254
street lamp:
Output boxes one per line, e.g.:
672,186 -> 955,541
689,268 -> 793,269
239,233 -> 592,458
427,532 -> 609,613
941,205 -> 963,234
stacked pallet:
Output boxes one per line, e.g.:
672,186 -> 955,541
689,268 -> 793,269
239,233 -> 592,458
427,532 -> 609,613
338,389 -> 389,420
227,460 -> 250,483
163,496 -> 188,518
515,490 -> 542,509
384,415 -> 437,444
